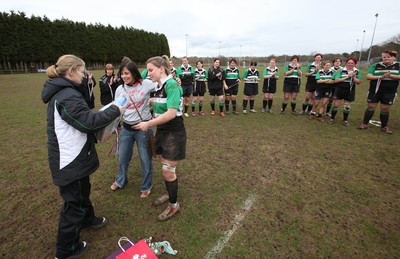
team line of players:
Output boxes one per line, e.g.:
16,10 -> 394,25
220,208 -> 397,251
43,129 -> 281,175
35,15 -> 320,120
141,51 -> 399,134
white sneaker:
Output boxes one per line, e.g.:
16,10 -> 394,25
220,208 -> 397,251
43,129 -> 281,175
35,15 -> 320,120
183,113 -> 189,117
243,110 -> 247,114
250,109 -> 257,113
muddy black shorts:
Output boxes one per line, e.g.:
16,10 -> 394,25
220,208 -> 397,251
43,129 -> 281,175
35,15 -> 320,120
155,128 -> 186,161
333,87 -> 355,102
315,85 -> 331,100
193,81 -> 206,96
244,83 -> 258,96
182,84 -> 193,97
209,88 -> 224,96
283,78 -> 300,93
367,92 -> 396,105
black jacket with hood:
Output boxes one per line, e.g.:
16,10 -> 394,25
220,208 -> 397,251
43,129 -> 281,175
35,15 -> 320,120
41,77 -> 120,186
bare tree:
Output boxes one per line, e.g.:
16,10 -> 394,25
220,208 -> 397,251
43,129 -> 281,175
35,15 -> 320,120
384,33 -> 400,44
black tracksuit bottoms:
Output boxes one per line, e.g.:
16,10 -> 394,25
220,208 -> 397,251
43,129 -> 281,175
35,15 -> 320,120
56,175 -> 95,258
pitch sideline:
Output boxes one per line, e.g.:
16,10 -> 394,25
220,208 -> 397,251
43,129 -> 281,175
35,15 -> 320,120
203,194 -> 256,258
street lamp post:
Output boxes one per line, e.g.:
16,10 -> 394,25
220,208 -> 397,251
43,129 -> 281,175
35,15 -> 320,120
367,13 -> 379,64
185,34 -> 189,57
359,30 -> 366,63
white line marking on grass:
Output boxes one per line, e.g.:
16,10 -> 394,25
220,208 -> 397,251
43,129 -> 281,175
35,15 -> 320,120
204,194 -> 256,259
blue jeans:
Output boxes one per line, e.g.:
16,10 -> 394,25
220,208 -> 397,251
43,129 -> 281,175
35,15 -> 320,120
115,127 -> 153,192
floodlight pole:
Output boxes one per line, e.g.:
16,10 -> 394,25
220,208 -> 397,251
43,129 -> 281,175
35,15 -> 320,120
239,45 -> 242,66
367,13 -> 379,64
355,39 -> 359,55
359,30 -> 366,63
218,41 -> 221,57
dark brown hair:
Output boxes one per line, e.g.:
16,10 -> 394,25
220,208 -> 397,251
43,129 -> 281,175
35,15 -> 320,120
121,61 -> 142,84
383,50 -> 397,57
229,58 -> 238,64
290,55 -> 299,61
346,56 -> 358,64
314,53 -> 323,59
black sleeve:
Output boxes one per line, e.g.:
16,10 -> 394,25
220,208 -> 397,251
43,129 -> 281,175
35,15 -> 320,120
208,68 -> 217,80
99,76 -> 110,93
111,81 -> 121,96
91,77 -> 97,87
221,69 -> 226,80
56,91 -> 120,134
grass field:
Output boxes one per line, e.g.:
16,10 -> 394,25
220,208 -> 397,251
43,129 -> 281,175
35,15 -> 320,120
0,67 -> 399,258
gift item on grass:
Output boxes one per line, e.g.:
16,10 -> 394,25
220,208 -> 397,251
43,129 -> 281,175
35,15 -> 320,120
107,237 -> 178,259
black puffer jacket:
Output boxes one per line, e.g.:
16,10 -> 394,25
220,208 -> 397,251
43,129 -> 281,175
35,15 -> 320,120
41,77 -> 120,186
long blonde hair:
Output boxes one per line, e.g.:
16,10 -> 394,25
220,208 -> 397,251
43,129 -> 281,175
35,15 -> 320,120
146,55 -> 170,75
46,54 -> 85,78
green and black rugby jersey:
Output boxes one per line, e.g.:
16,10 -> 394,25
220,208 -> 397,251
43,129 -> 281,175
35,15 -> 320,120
367,61 -> 400,93
194,68 -> 208,81
284,64 -> 302,78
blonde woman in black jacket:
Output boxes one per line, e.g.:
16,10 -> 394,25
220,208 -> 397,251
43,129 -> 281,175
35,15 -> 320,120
41,54 -> 123,259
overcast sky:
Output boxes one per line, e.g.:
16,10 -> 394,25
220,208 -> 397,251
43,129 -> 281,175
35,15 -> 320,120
2,0 -> 399,58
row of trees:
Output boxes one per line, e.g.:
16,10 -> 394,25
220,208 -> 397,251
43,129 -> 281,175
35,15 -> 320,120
0,11 -> 170,73
1,11 -> 398,73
